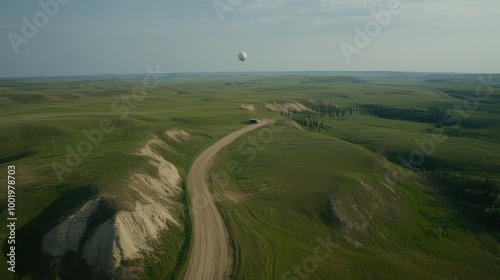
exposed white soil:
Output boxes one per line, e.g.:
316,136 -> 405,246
42,199 -> 100,257
330,178 -> 403,248
285,119 -> 303,130
238,104 -> 255,111
42,136 -> 182,277
165,128 -> 191,143
0,87 -> 14,92
264,101 -> 311,113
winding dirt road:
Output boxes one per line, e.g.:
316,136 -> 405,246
185,120 -> 270,280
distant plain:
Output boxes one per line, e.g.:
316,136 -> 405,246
0,72 -> 499,279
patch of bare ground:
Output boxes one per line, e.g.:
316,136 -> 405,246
264,101 -> 312,113
238,104 -> 255,111
284,119 -> 303,130
0,86 -> 14,92
305,98 -> 337,107
42,136 -> 183,278
164,128 -> 192,143
222,190 -> 258,203
327,177 -> 404,248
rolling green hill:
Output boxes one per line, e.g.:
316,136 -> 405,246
0,72 -> 499,279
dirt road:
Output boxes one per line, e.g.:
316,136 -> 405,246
185,120 -> 271,280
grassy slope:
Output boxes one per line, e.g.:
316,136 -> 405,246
0,73 -> 499,279
0,78 -> 254,279
206,74 -> 500,279
210,127 -> 500,280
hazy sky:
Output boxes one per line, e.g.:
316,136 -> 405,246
1,0 -> 499,77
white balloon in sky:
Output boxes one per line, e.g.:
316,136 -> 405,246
238,51 -> 247,62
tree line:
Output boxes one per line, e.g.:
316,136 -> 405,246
361,104 -> 485,134
426,170 -> 500,228
361,104 -> 447,124
281,103 -> 357,131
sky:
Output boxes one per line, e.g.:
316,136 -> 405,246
0,0 -> 499,77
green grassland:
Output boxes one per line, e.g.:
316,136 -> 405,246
210,128 -> 500,279
0,72 -> 499,279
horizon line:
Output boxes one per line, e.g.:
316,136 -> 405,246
1,70 -> 499,80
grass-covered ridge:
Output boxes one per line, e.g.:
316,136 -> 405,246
210,126 -> 500,279
0,72 -> 499,279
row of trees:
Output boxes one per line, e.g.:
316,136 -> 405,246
361,104 -> 448,124
281,103 -> 357,119
291,113 -> 325,131
362,104 -> 485,137
426,170 -> 500,228
307,103 -> 357,120
280,104 -> 357,131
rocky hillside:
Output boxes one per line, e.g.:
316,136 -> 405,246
42,136 -> 184,279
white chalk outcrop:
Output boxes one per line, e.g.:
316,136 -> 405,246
42,135 -> 184,277
264,101 -> 311,113
165,128 -> 191,143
